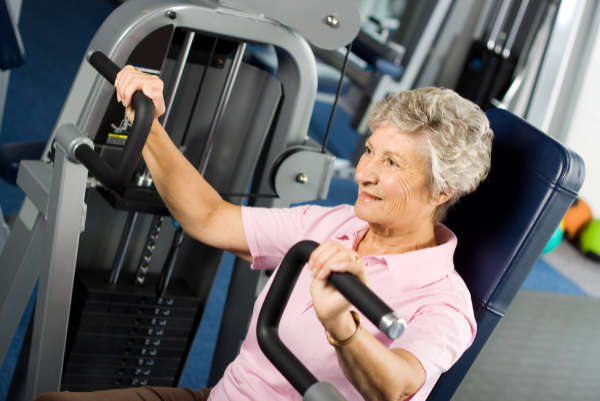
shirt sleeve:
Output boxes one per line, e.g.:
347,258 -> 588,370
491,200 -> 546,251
241,205 -> 323,270
390,302 -> 476,385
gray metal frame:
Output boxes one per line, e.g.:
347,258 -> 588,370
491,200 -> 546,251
50,0 -> 318,154
221,0 -> 359,51
0,124 -> 89,401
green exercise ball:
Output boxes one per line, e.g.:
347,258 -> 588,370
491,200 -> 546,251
579,219 -> 600,261
543,221 -> 564,254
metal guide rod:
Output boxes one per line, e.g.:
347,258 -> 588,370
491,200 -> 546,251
157,227 -> 185,297
487,0 -> 514,51
197,42 -> 247,175
108,211 -> 139,286
162,31 -> 196,126
512,0 -> 550,76
502,0 -> 531,58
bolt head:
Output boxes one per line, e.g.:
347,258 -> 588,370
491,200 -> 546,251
296,173 -> 309,184
324,14 -> 340,28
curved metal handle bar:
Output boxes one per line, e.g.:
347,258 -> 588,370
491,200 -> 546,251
74,51 -> 154,189
256,240 -> 406,397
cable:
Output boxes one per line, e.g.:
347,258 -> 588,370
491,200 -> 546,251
321,42 -> 353,154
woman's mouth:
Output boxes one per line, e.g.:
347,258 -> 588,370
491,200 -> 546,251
359,191 -> 382,202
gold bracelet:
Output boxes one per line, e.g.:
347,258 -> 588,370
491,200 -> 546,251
326,311 -> 361,347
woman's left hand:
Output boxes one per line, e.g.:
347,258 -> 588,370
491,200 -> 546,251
308,240 -> 367,332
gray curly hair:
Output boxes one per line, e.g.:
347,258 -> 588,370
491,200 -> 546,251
368,87 -> 493,223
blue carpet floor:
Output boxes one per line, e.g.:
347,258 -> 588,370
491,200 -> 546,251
522,257 -> 587,296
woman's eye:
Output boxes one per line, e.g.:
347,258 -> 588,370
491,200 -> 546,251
386,158 -> 397,167
365,146 -> 372,155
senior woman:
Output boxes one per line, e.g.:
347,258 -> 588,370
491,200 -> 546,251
35,69 -> 493,401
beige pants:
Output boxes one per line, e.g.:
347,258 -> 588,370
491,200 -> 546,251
34,387 -> 212,401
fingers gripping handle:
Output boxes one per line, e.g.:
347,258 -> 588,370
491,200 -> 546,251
257,240 -> 406,399
329,273 -> 406,339
74,51 -> 154,189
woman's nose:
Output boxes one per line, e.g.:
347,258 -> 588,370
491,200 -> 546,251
355,157 -> 377,184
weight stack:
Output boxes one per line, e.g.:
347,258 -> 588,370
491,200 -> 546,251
61,270 -> 203,391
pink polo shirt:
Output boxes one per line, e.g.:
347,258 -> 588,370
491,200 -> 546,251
208,204 -> 476,401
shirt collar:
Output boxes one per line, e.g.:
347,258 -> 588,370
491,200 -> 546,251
333,222 -> 457,292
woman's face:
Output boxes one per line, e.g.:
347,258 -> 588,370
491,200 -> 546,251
354,123 -> 437,229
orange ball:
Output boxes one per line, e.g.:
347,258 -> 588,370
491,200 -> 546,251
563,198 -> 593,241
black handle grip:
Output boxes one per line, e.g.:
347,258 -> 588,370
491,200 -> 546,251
257,241 -> 320,395
329,272 -> 405,338
88,50 -> 119,84
257,240 -> 405,398
74,51 -> 154,189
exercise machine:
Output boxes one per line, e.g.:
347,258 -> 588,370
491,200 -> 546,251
0,0 -> 359,399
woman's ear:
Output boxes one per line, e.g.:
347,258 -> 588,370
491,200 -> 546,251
432,190 -> 454,206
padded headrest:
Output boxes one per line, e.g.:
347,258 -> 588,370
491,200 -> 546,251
444,108 -> 584,317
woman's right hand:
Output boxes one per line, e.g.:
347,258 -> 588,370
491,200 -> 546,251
114,65 -> 166,122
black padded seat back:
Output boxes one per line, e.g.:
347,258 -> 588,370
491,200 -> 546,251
427,108 -> 585,401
